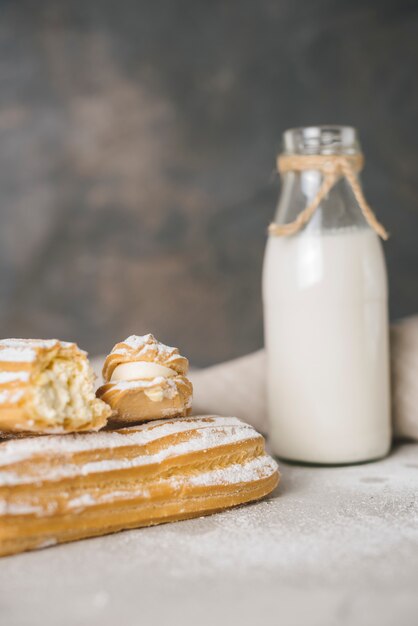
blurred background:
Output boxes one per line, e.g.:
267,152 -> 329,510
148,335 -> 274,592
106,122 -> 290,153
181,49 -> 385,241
0,0 -> 417,365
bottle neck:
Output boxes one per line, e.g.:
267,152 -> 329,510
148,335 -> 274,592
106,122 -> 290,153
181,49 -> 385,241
275,127 -> 367,233
275,168 -> 369,234
269,126 -> 388,239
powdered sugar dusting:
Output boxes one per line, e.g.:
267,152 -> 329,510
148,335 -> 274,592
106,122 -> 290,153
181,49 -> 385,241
0,389 -> 25,404
112,335 -> 182,367
79,427 -> 255,476
0,348 -> 36,363
85,444 -> 416,590
0,371 -> 30,384
0,422 -> 260,486
0,416 -> 250,467
0,339 -> 60,348
67,489 -> 151,510
188,455 -> 278,487
0,446 -> 417,626
0,500 -> 45,515
0,456 -> 277,516
67,493 -> 98,509
124,335 -> 176,356
123,335 -> 155,350
0,338 -> 78,364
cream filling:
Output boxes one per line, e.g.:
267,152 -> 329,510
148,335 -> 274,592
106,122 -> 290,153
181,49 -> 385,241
33,358 -> 103,426
144,387 -> 166,403
110,361 -> 176,382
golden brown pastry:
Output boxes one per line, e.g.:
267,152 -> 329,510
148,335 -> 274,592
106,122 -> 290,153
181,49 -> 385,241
97,334 -> 193,423
0,339 -> 112,434
0,415 -> 279,557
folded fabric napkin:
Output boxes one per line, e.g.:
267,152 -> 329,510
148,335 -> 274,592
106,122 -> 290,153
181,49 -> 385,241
92,315 -> 418,442
390,316 -> 418,440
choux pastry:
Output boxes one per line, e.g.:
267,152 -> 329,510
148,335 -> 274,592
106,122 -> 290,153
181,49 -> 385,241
97,334 -> 193,423
0,339 -> 112,434
0,415 -> 279,557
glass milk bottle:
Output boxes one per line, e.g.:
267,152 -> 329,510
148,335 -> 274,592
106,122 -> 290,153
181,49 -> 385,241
262,126 -> 391,464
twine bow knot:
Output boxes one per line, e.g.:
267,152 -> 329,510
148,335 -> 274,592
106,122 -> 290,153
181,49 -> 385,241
268,153 -> 388,239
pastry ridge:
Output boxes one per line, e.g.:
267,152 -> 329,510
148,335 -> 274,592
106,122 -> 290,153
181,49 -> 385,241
102,334 -> 189,381
0,415 -> 279,557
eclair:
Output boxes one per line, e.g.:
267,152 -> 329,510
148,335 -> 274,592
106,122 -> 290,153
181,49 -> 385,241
0,415 -> 279,557
97,334 -> 193,423
0,339 -> 112,434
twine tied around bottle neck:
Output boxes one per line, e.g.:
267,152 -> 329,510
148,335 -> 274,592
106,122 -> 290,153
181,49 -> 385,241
268,153 -> 389,240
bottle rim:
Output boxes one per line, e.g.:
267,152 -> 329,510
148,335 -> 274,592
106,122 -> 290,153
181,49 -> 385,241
283,126 -> 360,155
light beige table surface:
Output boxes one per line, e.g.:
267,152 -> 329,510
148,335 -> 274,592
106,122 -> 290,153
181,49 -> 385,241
1,444 -> 417,626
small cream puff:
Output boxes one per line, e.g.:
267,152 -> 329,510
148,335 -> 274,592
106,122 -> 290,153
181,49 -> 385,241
96,334 -> 193,423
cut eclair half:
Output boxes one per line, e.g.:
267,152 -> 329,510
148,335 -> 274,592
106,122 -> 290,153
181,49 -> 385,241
0,339 -> 112,434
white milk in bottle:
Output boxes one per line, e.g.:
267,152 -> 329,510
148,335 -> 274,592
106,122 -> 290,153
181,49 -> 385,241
263,126 -> 391,464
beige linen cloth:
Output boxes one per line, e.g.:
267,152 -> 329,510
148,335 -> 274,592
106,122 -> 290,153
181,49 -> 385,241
92,315 -> 418,442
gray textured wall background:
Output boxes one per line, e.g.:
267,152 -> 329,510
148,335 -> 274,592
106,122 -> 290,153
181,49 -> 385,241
0,0 -> 417,365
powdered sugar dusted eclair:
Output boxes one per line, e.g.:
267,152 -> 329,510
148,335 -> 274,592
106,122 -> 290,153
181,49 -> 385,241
0,415 -> 279,557
0,339 -> 112,434
97,334 -> 193,423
